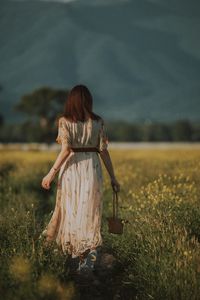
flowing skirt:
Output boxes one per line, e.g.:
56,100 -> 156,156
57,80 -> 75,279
42,151 -> 104,258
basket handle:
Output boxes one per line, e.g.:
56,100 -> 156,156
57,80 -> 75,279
112,191 -> 119,219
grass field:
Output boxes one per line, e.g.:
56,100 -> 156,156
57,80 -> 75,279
0,149 -> 200,300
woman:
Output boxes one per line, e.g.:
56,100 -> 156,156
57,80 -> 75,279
41,84 -> 120,272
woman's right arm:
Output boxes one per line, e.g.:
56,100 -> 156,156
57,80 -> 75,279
99,149 -> 120,192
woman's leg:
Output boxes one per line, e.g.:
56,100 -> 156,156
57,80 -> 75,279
79,249 -> 90,262
90,246 -> 96,250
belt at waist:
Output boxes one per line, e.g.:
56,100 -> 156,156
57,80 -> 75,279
71,147 -> 100,153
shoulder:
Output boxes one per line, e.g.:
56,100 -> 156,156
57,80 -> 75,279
95,115 -> 104,124
57,116 -> 70,127
98,117 -> 106,126
93,117 -> 104,129
58,116 -> 68,123
90,112 -> 103,123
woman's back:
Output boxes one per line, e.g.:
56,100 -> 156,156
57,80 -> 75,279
56,116 -> 108,151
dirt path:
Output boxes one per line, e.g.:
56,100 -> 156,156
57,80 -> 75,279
66,246 -> 136,300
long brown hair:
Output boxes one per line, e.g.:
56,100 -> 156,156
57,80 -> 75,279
62,84 -> 101,122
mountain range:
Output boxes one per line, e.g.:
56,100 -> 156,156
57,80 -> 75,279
0,0 -> 200,123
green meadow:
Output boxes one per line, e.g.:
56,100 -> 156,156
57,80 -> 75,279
1,149 -> 200,300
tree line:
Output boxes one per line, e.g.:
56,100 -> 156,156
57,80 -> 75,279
0,86 -> 200,143
106,120 -> 200,142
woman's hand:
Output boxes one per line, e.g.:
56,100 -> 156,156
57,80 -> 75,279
110,177 -> 120,192
41,171 -> 55,190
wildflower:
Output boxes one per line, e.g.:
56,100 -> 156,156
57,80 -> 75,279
9,255 -> 31,282
38,273 -> 59,296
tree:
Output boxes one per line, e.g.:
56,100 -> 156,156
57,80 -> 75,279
14,86 -> 69,143
171,120 -> 193,141
142,123 -> 172,141
0,114 -> 4,127
0,84 -> 4,127
15,86 -> 69,128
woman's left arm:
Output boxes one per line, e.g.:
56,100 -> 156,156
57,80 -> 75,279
41,144 -> 71,190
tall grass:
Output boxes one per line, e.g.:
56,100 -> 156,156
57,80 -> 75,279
0,149 -> 200,299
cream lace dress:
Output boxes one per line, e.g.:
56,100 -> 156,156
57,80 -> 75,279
42,116 -> 108,258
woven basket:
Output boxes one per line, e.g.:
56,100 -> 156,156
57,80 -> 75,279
107,191 -> 124,234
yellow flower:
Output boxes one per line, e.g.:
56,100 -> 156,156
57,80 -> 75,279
9,255 -> 31,282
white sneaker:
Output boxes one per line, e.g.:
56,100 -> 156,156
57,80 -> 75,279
85,249 -> 98,270
77,257 -> 87,272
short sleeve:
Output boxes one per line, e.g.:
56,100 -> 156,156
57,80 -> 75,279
56,117 -> 71,147
99,119 -> 109,151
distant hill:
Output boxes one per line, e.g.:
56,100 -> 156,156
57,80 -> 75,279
0,0 -> 200,123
